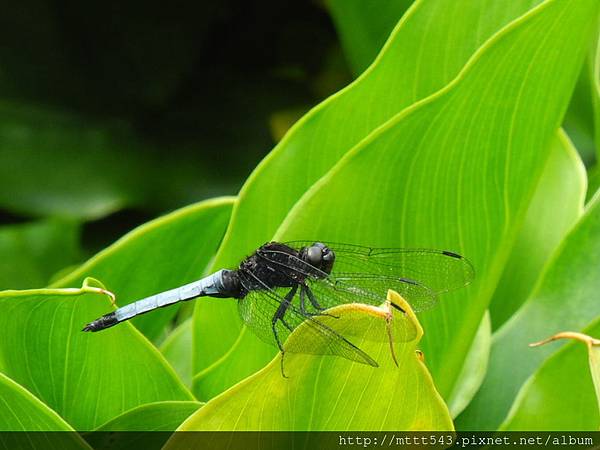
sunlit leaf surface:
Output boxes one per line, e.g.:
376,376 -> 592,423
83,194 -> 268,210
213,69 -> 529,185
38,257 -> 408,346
171,291 -> 452,433
488,131 -> 586,329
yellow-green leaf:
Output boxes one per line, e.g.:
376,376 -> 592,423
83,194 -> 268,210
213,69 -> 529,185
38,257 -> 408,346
172,291 -> 451,433
194,0 -> 600,402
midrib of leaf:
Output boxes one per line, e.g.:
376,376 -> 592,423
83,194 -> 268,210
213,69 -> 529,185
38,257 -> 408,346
192,0 -> 598,402
274,0 -> 597,397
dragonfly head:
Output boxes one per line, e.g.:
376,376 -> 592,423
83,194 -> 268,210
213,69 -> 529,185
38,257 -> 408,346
302,242 -> 335,275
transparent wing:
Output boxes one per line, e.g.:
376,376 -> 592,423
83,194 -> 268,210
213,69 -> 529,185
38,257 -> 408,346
304,276 -> 419,342
237,270 -> 378,367
284,241 -> 475,294
258,245 -> 440,312
307,273 -> 437,314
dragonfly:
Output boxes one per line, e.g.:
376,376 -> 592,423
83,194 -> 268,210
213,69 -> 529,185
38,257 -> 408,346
83,241 -> 474,374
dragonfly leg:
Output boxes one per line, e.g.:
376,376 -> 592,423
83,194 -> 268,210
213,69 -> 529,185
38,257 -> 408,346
304,285 -> 339,319
271,285 -> 298,353
299,286 -> 309,315
305,285 -> 326,311
280,317 -> 294,332
299,285 -> 323,317
280,353 -> 288,379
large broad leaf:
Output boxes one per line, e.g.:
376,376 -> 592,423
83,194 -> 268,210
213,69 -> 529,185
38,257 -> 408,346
54,197 -> 233,341
488,131 -> 586,329
457,192 -> 600,430
327,1 -> 587,334
194,0 -> 600,401
328,0 -> 587,407
0,279 -> 193,430
172,291 -> 451,434
501,323 -> 600,430
0,219 -> 80,290
192,0 -> 577,395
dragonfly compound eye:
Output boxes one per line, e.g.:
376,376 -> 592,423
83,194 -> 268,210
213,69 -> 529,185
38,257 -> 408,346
321,247 -> 335,273
306,246 -> 323,266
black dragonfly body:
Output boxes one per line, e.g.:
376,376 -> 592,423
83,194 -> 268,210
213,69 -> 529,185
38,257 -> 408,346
83,241 -> 474,371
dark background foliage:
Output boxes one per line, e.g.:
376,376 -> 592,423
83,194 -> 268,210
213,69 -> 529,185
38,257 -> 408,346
0,0 -> 352,259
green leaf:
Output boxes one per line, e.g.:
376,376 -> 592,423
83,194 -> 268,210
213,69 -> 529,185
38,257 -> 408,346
0,219 -> 80,290
195,0 -> 600,401
447,312 -> 491,418
327,0 -> 413,76
501,325 -> 600,430
0,371 -> 74,431
563,38 -> 600,165
92,401 -> 202,431
160,319 -> 193,387
589,164 -> 600,201
591,25 -> 600,161
0,282 -> 193,430
0,371 -> 90,448
207,0 -> 550,289
328,0 -> 599,168
488,131 -> 586,329
84,401 -> 202,450
457,192 -> 600,430
54,197 -> 234,342
173,292 -> 452,432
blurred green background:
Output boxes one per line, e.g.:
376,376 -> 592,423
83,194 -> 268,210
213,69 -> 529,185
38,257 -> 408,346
0,0 -> 356,276
1,0 -> 597,290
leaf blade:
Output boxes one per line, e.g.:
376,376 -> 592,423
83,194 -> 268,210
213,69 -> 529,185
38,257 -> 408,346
196,0 -> 600,401
501,325 -> 600,430
458,192 -> 600,429
0,284 -> 194,430
54,197 -> 234,342
174,292 -> 452,433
